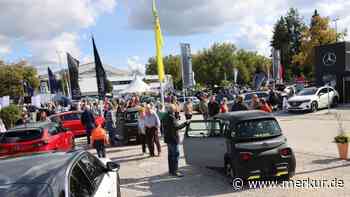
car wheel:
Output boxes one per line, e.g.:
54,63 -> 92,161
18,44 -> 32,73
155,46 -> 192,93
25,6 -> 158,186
310,101 -> 318,113
225,161 -> 235,178
332,97 -> 338,108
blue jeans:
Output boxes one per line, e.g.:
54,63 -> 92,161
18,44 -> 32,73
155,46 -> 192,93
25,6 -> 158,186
167,143 -> 179,175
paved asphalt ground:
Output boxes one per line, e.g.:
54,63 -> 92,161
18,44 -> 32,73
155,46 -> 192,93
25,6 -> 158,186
81,106 -> 350,197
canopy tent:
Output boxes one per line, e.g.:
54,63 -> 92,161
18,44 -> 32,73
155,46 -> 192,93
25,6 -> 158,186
119,76 -> 152,94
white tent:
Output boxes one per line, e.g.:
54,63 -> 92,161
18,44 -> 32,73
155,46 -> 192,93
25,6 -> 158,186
119,76 -> 151,94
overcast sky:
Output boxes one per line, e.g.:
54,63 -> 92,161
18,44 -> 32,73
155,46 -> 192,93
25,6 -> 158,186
0,0 -> 349,72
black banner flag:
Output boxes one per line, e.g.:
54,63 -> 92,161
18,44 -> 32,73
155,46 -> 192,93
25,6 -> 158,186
67,53 -> 82,100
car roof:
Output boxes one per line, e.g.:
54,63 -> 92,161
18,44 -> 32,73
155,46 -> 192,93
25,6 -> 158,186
214,110 -> 275,123
126,106 -> 142,112
8,121 -> 55,132
49,111 -> 81,117
0,150 -> 85,186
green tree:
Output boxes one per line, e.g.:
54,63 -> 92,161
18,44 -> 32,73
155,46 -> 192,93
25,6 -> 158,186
192,43 -> 237,87
0,61 -> 39,98
271,8 -> 306,80
293,10 -> 345,78
146,55 -> 182,89
0,105 -> 21,128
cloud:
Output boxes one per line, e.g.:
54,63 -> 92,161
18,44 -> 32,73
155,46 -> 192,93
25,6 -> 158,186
0,0 -> 116,67
127,56 -> 146,76
126,0 -> 350,56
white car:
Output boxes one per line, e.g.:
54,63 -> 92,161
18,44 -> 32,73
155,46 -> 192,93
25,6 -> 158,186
287,86 -> 339,112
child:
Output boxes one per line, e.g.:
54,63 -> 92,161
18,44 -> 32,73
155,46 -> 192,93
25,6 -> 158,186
91,120 -> 109,158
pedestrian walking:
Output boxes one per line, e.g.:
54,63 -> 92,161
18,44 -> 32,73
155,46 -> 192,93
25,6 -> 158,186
138,107 -> 147,154
208,95 -> 220,117
199,95 -> 209,121
259,98 -> 273,113
250,94 -> 260,110
105,103 -> 118,146
231,95 -> 249,111
184,98 -> 193,120
144,104 -> 161,157
81,105 -> 96,145
91,122 -> 109,158
220,97 -> 229,113
164,105 -> 189,177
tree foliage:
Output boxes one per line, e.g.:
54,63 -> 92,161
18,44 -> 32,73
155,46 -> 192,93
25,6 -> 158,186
0,104 -> 21,128
0,61 -> 39,98
271,8 -> 307,80
292,10 -> 346,78
146,42 -> 271,89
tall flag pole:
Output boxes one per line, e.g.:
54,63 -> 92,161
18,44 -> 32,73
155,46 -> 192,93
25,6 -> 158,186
67,53 -> 82,100
92,36 -> 108,99
152,0 -> 165,105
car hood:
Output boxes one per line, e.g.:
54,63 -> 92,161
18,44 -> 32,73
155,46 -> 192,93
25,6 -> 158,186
288,95 -> 316,102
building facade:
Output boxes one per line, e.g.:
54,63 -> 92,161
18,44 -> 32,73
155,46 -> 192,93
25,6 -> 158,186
315,42 -> 350,103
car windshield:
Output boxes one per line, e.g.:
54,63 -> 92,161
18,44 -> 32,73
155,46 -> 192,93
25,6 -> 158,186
0,129 -> 43,143
126,111 -> 138,121
297,88 -> 317,96
235,119 -> 281,138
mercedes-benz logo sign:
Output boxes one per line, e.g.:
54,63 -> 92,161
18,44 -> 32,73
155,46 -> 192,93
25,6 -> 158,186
323,52 -> 337,66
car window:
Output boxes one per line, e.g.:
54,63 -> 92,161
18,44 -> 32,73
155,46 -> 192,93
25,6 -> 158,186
125,112 -> 138,121
48,126 -> 60,135
257,92 -> 268,98
297,88 -> 317,96
50,116 -> 61,123
79,155 -> 106,189
244,94 -> 253,101
70,163 -> 93,197
0,129 -> 42,143
63,113 -> 80,121
235,119 -> 281,138
187,121 -> 221,137
318,88 -> 328,95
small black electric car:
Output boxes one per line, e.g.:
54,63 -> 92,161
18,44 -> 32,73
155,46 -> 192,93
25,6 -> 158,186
183,111 -> 296,180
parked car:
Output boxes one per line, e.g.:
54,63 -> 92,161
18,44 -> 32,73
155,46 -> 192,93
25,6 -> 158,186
49,111 -> 104,138
287,86 -> 339,112
240,91 -> 270,106
0,122 -> 74,157
183,111 -> 296,181
178,96 -> 200,112
0,150 -> 121,197
120,107 -> 141,144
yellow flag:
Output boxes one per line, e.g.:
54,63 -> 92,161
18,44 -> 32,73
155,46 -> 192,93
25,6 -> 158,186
152,0 -> 165,82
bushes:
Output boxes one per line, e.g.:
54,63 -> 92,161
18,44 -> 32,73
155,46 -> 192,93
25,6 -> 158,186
0,105 -> 21,129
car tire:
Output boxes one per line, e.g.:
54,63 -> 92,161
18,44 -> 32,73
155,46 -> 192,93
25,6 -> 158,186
310,101 -> 318,113
332,97 -> 338,108
225,161 -> 235,178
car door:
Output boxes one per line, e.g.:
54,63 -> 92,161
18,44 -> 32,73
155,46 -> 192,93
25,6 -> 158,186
317,88 -> 329,108
69,161 -> 95,197
183,120 -> 226,168
79,154 -> 116,197
48,126 -> 64,150
63,113 -> 84,137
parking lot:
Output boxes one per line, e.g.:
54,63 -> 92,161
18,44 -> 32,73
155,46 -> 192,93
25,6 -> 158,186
88,106 -> 350,197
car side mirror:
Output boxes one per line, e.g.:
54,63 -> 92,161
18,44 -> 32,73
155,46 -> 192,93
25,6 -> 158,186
106,161 -> 120,171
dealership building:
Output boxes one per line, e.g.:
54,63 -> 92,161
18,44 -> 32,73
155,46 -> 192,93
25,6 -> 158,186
315,42 -> 350,103
39,62 -> 173,96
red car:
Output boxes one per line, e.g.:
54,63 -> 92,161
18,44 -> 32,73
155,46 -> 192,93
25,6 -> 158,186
49,111 -> 105,138
0,122 -> 74,157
